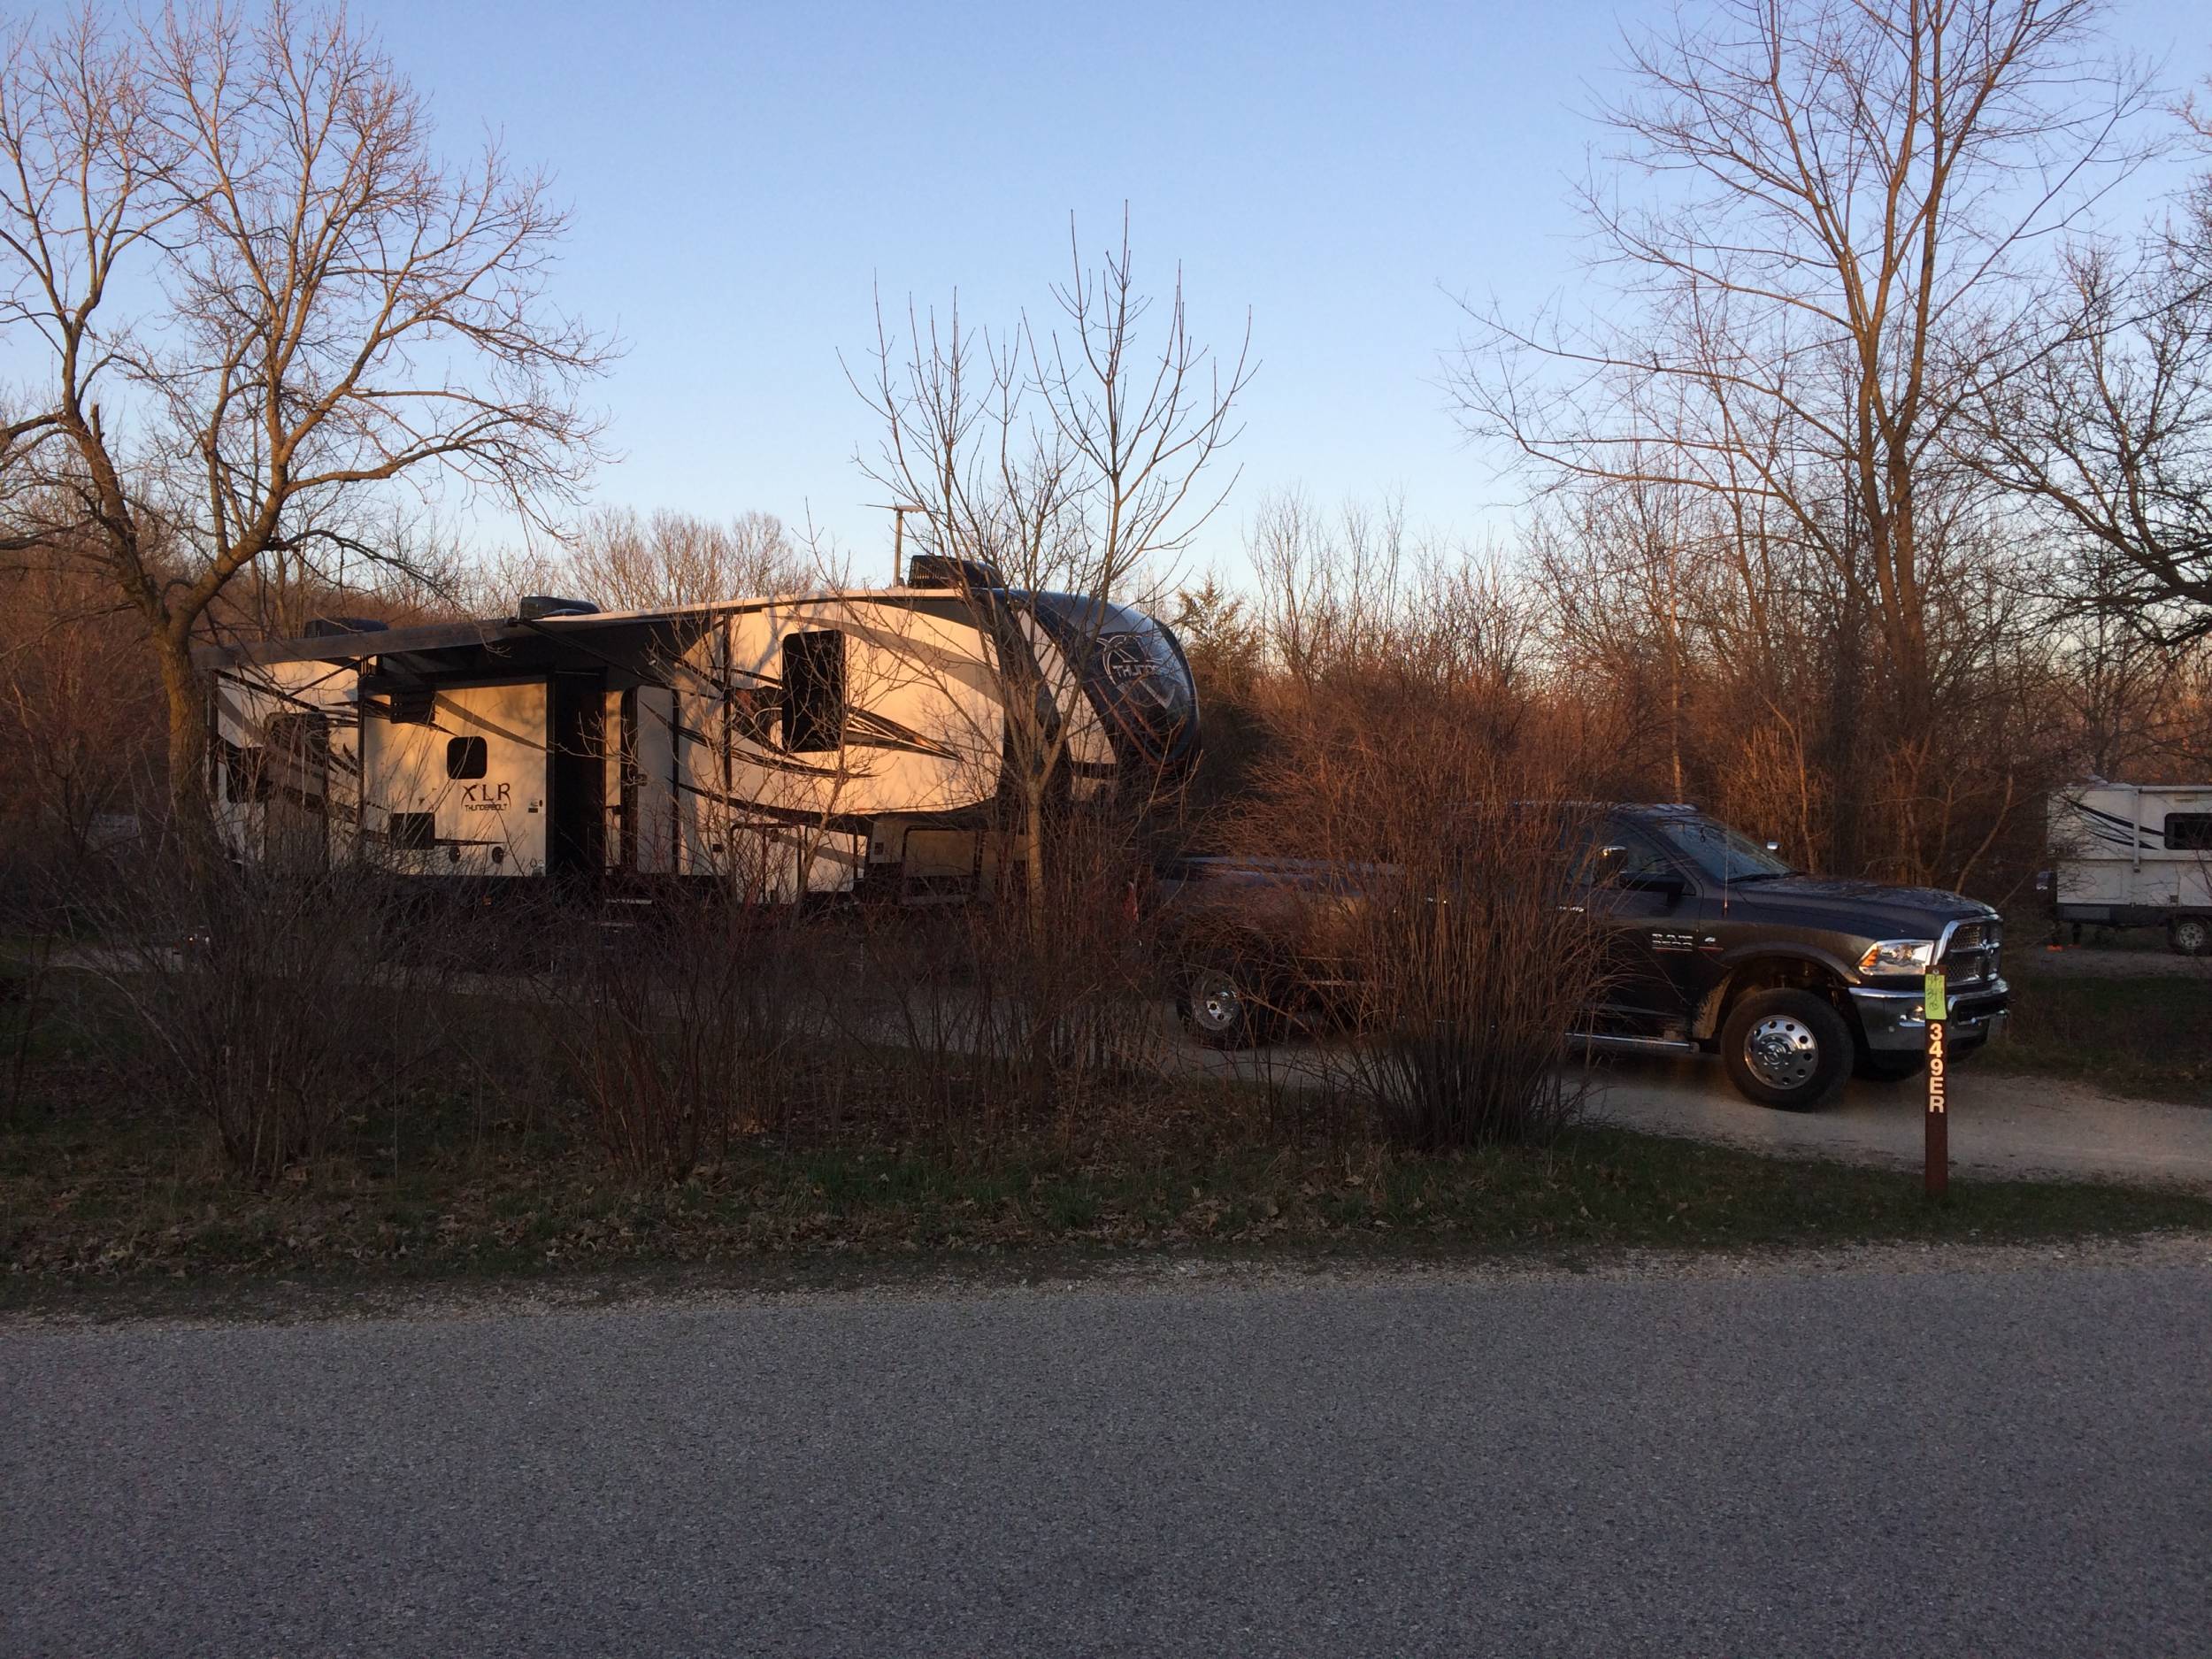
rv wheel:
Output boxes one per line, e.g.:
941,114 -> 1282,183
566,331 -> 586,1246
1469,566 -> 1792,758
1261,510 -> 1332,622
1179,960 -> 1279,1049
2170,917 -> 2210,956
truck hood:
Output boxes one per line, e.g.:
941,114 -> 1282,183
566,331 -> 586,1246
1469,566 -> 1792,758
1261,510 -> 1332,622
1717,875 -> 1995,935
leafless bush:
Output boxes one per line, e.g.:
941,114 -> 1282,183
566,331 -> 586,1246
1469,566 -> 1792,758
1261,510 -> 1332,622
84,860 -> 467,1184
1231,541 -> 1606,1147
846,811 -> 1164,1137
538,872 -> 830,1182
972,810 -> 1164,1110
1338,799 -> 1605,1149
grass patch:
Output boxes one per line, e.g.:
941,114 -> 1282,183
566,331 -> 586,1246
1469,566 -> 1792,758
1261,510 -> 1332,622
1990,969 -> 2212,1106
6,1066 -> 2208,1300
4,959 -> 2207,1306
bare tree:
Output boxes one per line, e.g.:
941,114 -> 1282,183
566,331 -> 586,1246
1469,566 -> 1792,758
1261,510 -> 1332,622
1248,489 -> 1407,694
1451,0 -> 2153,871
852,215 -> 1250,915
556,506 -> 814,610
0,4 -> 611,831
1970,88 -> 2212,646
0,536 -> 161,880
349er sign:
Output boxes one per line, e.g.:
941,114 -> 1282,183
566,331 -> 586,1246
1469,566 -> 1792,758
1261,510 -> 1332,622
1924,971 -> 1949,1198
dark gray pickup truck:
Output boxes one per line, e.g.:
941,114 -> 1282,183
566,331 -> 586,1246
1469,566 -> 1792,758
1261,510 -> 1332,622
1155,803 -> 2008,1110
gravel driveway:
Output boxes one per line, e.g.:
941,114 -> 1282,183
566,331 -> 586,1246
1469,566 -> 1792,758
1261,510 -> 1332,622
1582,1053 -> 2212,1192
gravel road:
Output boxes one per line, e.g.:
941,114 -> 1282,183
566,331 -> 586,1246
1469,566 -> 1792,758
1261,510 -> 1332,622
5,1245 -> 2208,1657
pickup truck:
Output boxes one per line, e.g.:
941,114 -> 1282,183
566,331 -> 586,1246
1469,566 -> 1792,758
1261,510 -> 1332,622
1155,803 -> 2009,1111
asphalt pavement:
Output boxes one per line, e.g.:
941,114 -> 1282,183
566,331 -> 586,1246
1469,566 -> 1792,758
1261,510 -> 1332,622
5,1248 -> 2208,1657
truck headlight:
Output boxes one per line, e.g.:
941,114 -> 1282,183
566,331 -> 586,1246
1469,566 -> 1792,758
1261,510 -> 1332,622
1859,939 -> 1936,976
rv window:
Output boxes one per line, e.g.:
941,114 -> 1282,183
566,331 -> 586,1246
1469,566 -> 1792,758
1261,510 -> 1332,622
2167,814 -> 2212,851
264,713 -> 330,808
780,630 -> 846,754
221,740 -> 269,803
389,811 -> 436,851
446,735 -> 488,780
731,685 -> 780,749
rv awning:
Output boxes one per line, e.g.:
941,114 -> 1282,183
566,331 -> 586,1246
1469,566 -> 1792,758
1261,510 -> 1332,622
195,618 -> 534,669
193,608 -> 741,680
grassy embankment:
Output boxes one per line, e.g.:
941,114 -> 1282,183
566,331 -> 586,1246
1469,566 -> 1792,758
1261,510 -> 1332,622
6,1026 -> 2208,1303
4,936 -> 2208,1307
1987,953 -> 2211,1106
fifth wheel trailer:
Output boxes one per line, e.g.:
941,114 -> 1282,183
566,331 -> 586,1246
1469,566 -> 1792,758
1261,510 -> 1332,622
2047,785 -> 2212,954
198,567 -> 1199,901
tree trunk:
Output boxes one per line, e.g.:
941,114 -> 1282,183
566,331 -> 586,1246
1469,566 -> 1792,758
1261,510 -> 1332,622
155,631 -> 213,847
1022,784 -> 1047,929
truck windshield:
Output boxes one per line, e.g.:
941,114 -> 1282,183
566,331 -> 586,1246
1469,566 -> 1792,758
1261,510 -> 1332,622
1642,813 -> 1795,884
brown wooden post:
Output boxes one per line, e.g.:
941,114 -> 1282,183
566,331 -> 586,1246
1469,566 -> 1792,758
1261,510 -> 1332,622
1924,971 -> 1948,1198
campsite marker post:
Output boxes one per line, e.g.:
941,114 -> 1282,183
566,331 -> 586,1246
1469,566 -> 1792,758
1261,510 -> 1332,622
1924,970 -> 1948,1199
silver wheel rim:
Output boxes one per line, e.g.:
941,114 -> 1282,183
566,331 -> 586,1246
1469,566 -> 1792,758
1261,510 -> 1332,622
1744,1014 -> 1821,1091
2177,921 -> 2208,953
1193,973 -> 1241,1033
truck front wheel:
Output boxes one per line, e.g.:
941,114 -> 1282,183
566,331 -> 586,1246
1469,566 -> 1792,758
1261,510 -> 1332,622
1721,988 -> 1851,1110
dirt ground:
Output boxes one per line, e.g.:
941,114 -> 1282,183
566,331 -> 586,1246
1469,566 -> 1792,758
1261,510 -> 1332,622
2021,943 -> 2211,978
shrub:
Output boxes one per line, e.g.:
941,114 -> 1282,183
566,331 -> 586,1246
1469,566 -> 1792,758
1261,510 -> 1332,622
88,861 -> 461,1183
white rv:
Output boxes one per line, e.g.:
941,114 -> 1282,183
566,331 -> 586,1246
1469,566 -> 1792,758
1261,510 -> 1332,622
199,564 -> 1199,900
2047,785 -> 2212,954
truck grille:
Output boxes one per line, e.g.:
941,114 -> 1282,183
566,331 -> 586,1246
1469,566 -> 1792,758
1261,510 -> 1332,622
1942,920 -> 2001,987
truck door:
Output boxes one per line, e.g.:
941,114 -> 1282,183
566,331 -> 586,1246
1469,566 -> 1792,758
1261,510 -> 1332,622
1575,821 -> 1705,1034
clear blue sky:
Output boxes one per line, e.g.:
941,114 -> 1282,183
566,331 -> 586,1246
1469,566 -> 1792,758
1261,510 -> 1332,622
36,1 -> 2212,580
370,0 -> 1673,578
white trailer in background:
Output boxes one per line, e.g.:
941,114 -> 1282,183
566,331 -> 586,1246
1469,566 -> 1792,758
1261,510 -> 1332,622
198,565 -> 1199,902
2047,786 -> 2212,955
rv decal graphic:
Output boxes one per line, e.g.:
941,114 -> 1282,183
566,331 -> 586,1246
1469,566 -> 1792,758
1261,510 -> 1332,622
1100,634 -> 1160,684
460,782 -> 512,811
434,697 -> 549,754
2065,800 -> 2161,850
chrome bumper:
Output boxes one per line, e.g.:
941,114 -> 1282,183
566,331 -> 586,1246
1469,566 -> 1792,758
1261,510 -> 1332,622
1849,980 -> 2010,1053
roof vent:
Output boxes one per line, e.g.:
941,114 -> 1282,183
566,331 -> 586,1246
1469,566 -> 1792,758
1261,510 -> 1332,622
517,595 -> 599,621
907,556 -> 1005,590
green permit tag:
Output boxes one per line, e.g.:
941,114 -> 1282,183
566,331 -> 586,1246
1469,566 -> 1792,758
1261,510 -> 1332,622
1924,971 -> 1947,1023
